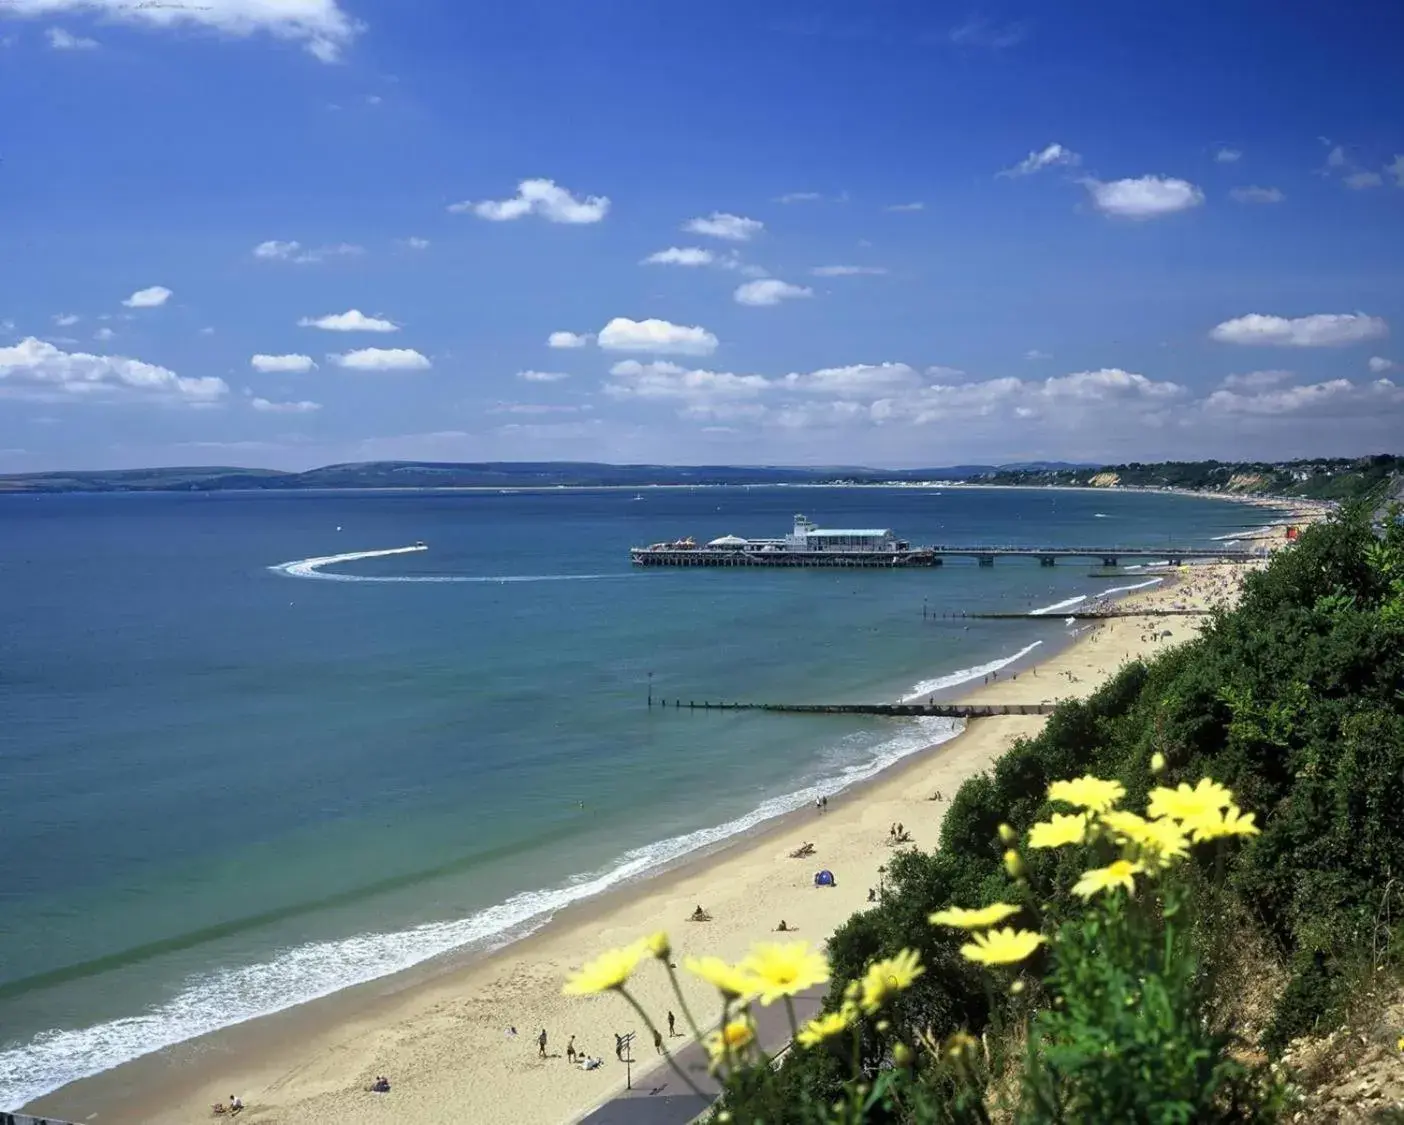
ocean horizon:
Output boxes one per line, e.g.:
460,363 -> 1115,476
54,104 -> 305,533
0,485 -> 1286,1109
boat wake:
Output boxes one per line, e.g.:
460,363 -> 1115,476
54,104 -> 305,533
270,545 -> 620,584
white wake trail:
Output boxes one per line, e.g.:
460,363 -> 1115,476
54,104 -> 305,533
270,545 -> 621,584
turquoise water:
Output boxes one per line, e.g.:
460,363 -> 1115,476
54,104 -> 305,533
0,486 -> 1279,1107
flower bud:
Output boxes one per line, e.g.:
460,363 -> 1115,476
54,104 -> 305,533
644,931 -> 671,959
893,1041 -> 914,1068
998,823 -> 1017,845
1003,849 -> 1025,879
1150,751 -> 1166,775
876,1019 -> 890,1033
1009,979 -> 1025,996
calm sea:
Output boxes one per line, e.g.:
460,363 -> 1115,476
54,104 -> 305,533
0,485 -> 1278,1106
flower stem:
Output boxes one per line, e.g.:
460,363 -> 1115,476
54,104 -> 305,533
618,986 -> 708,1099
663,961 -> 707,1045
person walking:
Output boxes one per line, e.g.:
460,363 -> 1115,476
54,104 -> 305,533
653,1029 -> 664,1054
538,1028 -> 548,1058
667,1010 -> 677,1037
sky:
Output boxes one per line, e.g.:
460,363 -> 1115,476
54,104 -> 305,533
1,0 -> 1402,472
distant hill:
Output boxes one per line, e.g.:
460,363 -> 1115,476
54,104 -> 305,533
0,460 -> 1097,493
969,454 -> 1403,504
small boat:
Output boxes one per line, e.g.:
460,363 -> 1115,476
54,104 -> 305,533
631,494 -> 644,501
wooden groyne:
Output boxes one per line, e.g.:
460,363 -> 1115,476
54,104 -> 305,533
2,1112 -> 79,1125
649,699 -> 1053,718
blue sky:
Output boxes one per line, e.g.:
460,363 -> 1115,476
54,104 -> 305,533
1,0 -> 1402,471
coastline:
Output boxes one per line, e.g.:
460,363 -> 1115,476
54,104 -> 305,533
22,522 -> 1308,1124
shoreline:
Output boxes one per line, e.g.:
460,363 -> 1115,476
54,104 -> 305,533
22,524 -> 1306,1123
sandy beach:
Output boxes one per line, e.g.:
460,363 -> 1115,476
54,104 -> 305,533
27,520 -> 1312,1125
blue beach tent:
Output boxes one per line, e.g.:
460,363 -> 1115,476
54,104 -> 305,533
814,869 -> 835,887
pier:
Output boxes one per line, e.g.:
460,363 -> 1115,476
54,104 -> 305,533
649,699 -> 1053,718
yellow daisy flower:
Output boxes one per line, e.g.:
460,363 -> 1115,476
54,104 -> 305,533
1100,811 -> 1189,867
959,927 -> 1046,966
796,1010 -> 851,1047
1048,775 -> 1125,812
563,941 -> 647,995
1028,811 -> 1089,849
929,903 -> 1022,930
739,941 -> 830,1005
1184,804 -> 1260,841
643,931 -> 671,959
704,1018 -> 756,1064
1147,778 -> 1234,823
857,948 -> 925,1013
684,955 -> 759,1001
1072,858 -> 1144,899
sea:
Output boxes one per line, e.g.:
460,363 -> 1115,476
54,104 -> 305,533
0,485 -> 1282,1108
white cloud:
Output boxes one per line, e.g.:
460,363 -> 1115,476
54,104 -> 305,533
947,16 -> 1027,48
253,239 -> 363,263
0,336 -> 228,404
11,0 -> 362,62
810,265 -> 887,276
251,397 -> 321,413
682,212 -> 763,242
643,247 -> 714,266
885,201 -> 925,212
1082,176 -> 1204,219
94,326 -> 114,341
1210,312 -> 1388,347
298,309 -> 399,332
999,142 -> 1080,178
403,236 -> 430,250
1324,143 -> 1347,169
517,370 -> 570,382
780,363 -> 922,397
52,313 -> 80,326
1203,378 -> 1404,417
251,353 -> 317,373
1344,170 -> 1383,190
1389,155 -> 1404,188
775,191 -> 823,203
450,179 -> 609,223
605,360 -> 768,402
1368,356 -> 1396,373
1025,349 -> 1051,360
490,403 -> 590,415
328,347 -> 431,371
734,278 -> 813,307
1229,186 -> 1284,204
46,26 -> 97,48
1214,148 -> 1242,163
597,317 -> 718,356
1041,368 -> 1183,401
199,326 -> 216,335
121,285 -> 172,308
547,331 -> 592,349
1221,370 -> 1292,389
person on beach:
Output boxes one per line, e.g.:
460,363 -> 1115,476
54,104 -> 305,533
538,1028 -> 548,1058
566,1035 -> 577,1064
615,1033 -> 625,1061
654,1029 -> 664,1054
668,1010 -> 677,1037
776,919 -> 789,931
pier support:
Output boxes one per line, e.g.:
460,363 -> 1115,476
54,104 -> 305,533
1101,556 -> 1119,568
977,555 -> 995,567
1038,556 -> 1056,567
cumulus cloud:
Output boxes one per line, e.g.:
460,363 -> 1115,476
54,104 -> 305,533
94,326 -> 114,341
402,236 -> 430,250
547,331 -> 592,349
254,239 -> 300,260
682,212 -> 763,242
517,370 -> 570,382
605,360 -> 769,402
885,201 -> 925,212
596,317 -> 718,356
1368,357 -> 1396,373
251,353 -> 317,373
328,347 -> 431,371
52,313 -> 80,326
999,142 -> 1080,178
121,285 -> 172,309
1389,156 -> 1404,188
298,309 -> 399,332
1210,312 -> 1388,347
1221,370 -> 1292,389
251,397 -> 321,413
643,247 -> 714,266
450,179 -> 609,223
1214,148 -> 1242,163
1203,378 -> 1404,417
734,279 -> 813,306
781,363 -> 922,397
1344,170 -> 1383,190
47,26 -> 97,48
0,336 -> 228,404
12,0 -> 362,61
1082,176 -> 1204,219
1229,186 -> 1284,204
810,265 -> 887,277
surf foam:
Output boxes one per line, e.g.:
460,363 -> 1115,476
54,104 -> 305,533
1030,594 -> 1087,616
902,641 -> 1043,701
0,711 -> 964,1110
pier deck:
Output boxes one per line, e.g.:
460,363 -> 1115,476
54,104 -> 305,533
631,544 -> 1262,568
